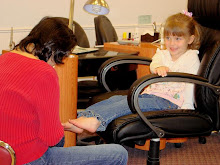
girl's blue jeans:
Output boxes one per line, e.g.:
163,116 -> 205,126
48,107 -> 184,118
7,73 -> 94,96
25,137 -> 128,165
78,94 -> 178,131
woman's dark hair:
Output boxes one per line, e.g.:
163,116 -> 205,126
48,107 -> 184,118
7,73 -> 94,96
15,16 -> 77,64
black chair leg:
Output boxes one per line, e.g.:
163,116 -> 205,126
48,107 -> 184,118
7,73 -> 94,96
147,138 -> 160,165
198,136 -> 206,144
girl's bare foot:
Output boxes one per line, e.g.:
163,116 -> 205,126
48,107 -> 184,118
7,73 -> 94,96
69,117 -> 101,133
61,122 -> 84,134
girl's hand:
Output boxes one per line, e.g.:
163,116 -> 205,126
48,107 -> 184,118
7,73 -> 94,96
154,66 -> 169,77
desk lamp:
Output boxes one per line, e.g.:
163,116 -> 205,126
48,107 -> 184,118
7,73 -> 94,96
83,0 -> 109,15
68,0 -> 109,31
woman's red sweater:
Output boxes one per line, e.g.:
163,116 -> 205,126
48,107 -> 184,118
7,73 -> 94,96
0,52 -> 64,165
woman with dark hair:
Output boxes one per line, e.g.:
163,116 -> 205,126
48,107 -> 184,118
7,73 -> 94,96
0,17 -> 128,165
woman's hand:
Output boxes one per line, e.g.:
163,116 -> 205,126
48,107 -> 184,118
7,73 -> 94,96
154,66 -> 169,77
61,121 -> 83,134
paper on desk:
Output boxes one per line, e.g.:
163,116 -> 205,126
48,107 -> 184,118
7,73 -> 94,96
72,45 -> 99,54
94,45 -> 104,48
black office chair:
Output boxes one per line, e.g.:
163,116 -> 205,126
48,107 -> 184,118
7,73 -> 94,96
78,50 -> 138,109
97,43 -> 219,158
87,15 -> 137,106
94,15 -> 118,45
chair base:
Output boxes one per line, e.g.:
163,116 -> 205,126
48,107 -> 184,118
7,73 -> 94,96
135,138 -> 188,151
147,138 -> 160,165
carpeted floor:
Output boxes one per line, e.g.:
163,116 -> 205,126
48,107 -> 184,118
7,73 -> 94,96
125,132 -> 220,165
77,132 -> 220,165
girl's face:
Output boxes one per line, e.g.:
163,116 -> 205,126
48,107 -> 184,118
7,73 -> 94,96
164,34 -> 195,60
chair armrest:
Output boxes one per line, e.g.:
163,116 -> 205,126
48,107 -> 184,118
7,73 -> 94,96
127,72 -> 220,138
98,55 -> 152,92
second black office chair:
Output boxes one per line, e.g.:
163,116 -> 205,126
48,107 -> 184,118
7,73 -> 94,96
91,15 -> 137,104
94,15 -> 118,45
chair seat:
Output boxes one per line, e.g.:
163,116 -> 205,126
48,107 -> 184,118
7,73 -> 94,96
0,146 -> 12,165
0,140 -> 16,165
98,109 -> 213,144
78,80 -> 106,96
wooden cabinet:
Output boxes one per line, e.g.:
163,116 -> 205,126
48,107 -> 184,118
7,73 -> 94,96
54,55 -> 78,147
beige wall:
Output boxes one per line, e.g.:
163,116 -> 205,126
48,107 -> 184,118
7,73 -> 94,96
0,0 -> 188,51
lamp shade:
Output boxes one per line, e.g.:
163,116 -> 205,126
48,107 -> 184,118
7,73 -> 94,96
83,0 -> 109,15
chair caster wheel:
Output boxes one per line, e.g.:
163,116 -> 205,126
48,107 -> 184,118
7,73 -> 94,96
174,143 -> 182,148
199,137 -> 206,144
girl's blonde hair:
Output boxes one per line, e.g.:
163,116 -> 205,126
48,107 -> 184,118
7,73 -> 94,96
164,13 -> 201,50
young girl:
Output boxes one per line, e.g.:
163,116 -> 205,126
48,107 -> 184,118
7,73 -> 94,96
64,12 -> 201,133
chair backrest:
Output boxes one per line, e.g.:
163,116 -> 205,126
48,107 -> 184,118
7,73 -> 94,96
94,15 -> 118,45
188,0 -> 220,130
188,0 -> 220,60
188,0 -> 220,30
55,17 -> 90,48
0,140 -> 16,165
195,45 -> 220,130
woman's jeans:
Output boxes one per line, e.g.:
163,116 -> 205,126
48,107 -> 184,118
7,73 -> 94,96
78,94 -> 178,131
25,137 -> 128,165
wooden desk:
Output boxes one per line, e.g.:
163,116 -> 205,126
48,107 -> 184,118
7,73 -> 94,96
2,50 -> 78,147
54,55 -> 78,147
77,48 -> 136,77
104,42 -> 141,54
104,42 -> 164,78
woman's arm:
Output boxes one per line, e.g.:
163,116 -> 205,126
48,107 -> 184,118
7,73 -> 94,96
34,69 -> 64,146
